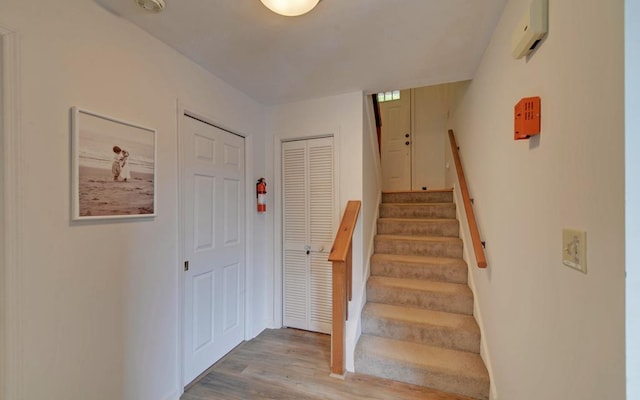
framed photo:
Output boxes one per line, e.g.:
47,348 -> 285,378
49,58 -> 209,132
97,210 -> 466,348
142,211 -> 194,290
71,107 -> 157,220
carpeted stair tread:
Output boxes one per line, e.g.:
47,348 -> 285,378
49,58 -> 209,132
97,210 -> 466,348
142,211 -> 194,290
362,303 -> 480,352
377,217 -> 459,237
368,276 -> 472,296
380,203 -> 456,219
370,253 -> 468,283
375,235 -> 463,258
371,253 -> 466,266
375,234 -> 462,244
378,217 -> 458,223
367,276 -> 473,315
363,303 -> 480,337
382,190 -> 453,204
355,335 -> 489,400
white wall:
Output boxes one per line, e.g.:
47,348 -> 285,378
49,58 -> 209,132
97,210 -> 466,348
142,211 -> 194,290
362,95 -> 382,282
0,34 -> 5,400
411,81 -> 469,190
268,91 -> 365,370
626,0 -> 639,397
0,1 -> 268,399
357,94 -> 382,369
451,0 -> 625,399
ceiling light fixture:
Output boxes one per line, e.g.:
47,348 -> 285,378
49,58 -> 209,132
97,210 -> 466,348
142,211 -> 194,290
134,0 -> 165,13
260,0 -> 320,16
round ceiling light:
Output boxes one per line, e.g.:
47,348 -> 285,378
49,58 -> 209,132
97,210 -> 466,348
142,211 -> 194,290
260,0 -> 320,16
134,0 -> 165,13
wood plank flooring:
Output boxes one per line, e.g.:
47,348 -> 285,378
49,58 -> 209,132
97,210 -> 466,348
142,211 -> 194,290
181,328 -> 475,400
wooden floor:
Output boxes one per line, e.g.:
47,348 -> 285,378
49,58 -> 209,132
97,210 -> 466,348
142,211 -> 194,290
181,328 -> 475,400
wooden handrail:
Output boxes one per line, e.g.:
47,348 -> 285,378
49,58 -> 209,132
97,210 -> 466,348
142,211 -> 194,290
328,200 -> 361,377
448,130 -> 488,268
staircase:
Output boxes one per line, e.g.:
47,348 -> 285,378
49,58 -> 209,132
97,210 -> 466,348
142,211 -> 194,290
355,190 -> 490,400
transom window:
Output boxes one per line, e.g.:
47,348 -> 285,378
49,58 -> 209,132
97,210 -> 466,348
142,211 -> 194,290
377,90 -> 401,103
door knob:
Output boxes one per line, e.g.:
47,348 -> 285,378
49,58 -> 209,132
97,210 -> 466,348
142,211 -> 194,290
405,133 -> 410,138
405,141 -> 410,146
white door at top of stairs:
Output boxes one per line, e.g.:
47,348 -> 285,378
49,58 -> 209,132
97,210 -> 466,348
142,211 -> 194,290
380,89 -> 412,191
282,136 -> 336,334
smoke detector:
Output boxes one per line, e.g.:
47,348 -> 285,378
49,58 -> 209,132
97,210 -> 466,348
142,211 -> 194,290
134,0 -> 165,12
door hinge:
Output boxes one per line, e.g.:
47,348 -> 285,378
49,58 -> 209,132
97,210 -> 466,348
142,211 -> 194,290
184,261 -> 189,271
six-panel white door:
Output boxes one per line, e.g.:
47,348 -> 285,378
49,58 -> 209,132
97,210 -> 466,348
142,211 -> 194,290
282,137 -> 335,334
182,115 -> 245,384
381,89 -> 412,191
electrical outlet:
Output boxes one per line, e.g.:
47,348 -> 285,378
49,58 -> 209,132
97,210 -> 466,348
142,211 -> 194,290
562,229 -> 587,273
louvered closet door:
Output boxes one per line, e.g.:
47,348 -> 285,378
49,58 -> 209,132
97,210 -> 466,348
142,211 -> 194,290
282,137 -> 335,334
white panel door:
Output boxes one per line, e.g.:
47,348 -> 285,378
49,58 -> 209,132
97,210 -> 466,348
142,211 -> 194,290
182,115 -> 245,384
282,137 -> 335,334
381,89 -> 412,191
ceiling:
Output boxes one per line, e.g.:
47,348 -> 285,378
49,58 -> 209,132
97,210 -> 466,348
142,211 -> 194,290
95,0 -> 507,105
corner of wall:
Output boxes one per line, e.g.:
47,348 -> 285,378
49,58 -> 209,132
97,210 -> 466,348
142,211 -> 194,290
626,0 -> 640,398
1,25 -> 22,400
446,140 -> 497,399
345,93 -> 382,372
451,181 -> 497,400
450,1 -> 625,398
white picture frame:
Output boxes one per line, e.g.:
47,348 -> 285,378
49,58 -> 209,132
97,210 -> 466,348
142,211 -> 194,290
71,107 -> 157,220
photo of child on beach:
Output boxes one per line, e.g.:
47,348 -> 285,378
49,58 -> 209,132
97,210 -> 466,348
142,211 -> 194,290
73,108 -> 156,219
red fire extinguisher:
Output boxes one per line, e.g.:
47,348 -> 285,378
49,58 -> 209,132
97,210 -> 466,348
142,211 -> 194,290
257,178 -> 267,213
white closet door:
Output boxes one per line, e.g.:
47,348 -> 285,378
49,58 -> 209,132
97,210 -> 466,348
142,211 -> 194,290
282,141 -> 308,330
282,137 -> 335,334
182,115 -> 245,384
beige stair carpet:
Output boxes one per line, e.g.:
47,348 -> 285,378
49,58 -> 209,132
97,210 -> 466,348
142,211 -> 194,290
355,190 -> 490,400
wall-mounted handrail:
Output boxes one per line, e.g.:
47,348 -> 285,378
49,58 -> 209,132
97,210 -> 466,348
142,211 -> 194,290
448,130 -> 487,268
328,200 -> 361,377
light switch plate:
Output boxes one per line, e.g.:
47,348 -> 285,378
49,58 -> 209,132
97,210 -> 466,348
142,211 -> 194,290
562,229 -> 587,273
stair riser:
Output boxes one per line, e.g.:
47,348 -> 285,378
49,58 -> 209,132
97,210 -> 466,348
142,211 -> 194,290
362,316 -> 480,353
377,220 -> 459,237
380,205 -> 456,219
355,351 -> 489,400
370,260 -> 467,284
382,192 -> 453,204
367,284 -> 473,315
375,238 -> 463,258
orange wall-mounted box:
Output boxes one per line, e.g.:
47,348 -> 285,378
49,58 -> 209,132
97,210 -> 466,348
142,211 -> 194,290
514,96 -> 541,140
